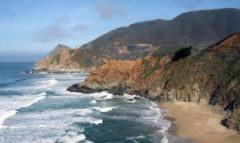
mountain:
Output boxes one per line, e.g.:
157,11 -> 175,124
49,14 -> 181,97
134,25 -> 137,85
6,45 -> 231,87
47,44 -> 71,57
33,8 -> 240,72
68,33 -> 240,131
82,8 -> 240,50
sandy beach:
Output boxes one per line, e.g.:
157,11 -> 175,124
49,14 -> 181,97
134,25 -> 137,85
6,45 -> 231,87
161,102 -> 240,143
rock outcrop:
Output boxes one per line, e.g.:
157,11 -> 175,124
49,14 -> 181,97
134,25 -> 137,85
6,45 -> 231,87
68,33 -> 240,131
32,45 -> 111,72
33,8 -> 240,72
32,44 -> 153,72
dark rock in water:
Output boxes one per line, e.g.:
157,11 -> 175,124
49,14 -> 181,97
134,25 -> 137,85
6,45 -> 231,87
134,97 -> 142,100
67,84 -> 103,93
127,99 -> 135,102
108,84 -> 128,95
24,70 -> 33,74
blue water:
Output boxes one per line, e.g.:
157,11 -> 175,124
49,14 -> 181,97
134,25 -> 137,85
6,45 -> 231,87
0,63 -> 193,143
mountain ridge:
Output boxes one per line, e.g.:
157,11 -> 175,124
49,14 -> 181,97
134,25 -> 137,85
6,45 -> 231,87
82,8 -> 240,50
33,8 -> 240,72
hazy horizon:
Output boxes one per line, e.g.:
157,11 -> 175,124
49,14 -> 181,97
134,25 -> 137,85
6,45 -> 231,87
0,0 -> 240,62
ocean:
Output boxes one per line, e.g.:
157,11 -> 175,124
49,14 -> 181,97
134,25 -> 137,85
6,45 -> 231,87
0,63 -> 192,143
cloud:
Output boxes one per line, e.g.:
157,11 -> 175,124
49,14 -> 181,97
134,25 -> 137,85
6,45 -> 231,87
34,25 -> 74,43
170,0 -> 203,10
56,16 -> 71,24
71,23 -> 89,31
95,1 -> 127,20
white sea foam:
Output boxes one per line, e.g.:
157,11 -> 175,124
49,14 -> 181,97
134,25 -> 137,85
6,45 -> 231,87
0,92 -> 46,129
73,117 -> 103,125
2,79 -> 58,92
2,124 -> 49,129
83,140 -> 94,143
0,106 -> 99,142
37,71 -> 48,74
45,79 -> 58,86
138,102 -> 171,128
19,93 -> 46,108
89,92 -> 113,100
92,119 -> 103,125
90,99 -> 97,104
161,136 -> 168,143
7,108 -> 101,129
127,135 -> 146,140
0,72 -> 172,142
73,109 -> 94,116
38,79 -> 59,90
0,110 -> 17,129
92,107 -> 115,112
14,108 -> 93,120
58,133 -> 86,143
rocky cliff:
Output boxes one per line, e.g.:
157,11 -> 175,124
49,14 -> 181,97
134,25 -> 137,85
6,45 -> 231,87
33,44 -> 152,72
33,8 -> 240,72
68,33 -> 240,131
32,44 -> 99,72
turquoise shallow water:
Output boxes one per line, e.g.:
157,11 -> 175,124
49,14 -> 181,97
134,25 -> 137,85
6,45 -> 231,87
0,63 -> 193,143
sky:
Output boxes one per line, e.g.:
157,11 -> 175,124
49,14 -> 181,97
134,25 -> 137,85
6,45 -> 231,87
0,0 -> 239,62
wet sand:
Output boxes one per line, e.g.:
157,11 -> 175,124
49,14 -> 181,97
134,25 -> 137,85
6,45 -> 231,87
161,102 -> 240,143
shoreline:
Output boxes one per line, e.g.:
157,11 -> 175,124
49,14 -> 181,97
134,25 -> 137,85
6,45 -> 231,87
164,116 -> 176,136
160,101 -> 240,143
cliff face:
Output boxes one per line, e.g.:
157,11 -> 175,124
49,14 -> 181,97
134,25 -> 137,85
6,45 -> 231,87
33,44 -> 152,72
68,34 -> 240,131
33,45 -> 97,72
33,8 -> 240,72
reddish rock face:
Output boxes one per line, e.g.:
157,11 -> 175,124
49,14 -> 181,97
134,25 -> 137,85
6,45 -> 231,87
32,43 -> 157,73
33,47 -> 108,73
68,33 -> 240,131
209,33 -> 240,54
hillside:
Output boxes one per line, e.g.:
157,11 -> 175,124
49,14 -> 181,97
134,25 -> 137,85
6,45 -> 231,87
33,8 -> 240,72
83,8 -> 240,50
68,33 -> 240,131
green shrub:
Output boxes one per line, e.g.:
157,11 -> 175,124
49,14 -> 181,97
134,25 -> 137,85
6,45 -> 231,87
143,64 -> 161,77
172,46 -> 192,61
142,59 -> 150,67
153,47 -> 182,59
55,54 -> 61,63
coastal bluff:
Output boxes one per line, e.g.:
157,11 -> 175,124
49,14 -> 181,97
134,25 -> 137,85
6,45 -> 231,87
68,33 -> 240,131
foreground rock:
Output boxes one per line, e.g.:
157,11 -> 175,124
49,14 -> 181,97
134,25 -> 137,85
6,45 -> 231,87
68,33 -> 240,131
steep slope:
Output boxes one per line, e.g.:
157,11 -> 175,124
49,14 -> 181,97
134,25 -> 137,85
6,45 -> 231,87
33,44 -> 151,72
33,8 -> 240,72
33,44 -> 81,72
33,46 -> 110,72
68,33 -> 240,131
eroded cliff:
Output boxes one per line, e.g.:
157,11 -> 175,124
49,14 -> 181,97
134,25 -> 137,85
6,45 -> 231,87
68,33 -> 240,131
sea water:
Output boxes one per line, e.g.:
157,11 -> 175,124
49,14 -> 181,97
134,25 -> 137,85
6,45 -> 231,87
0,63 -> 193,143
